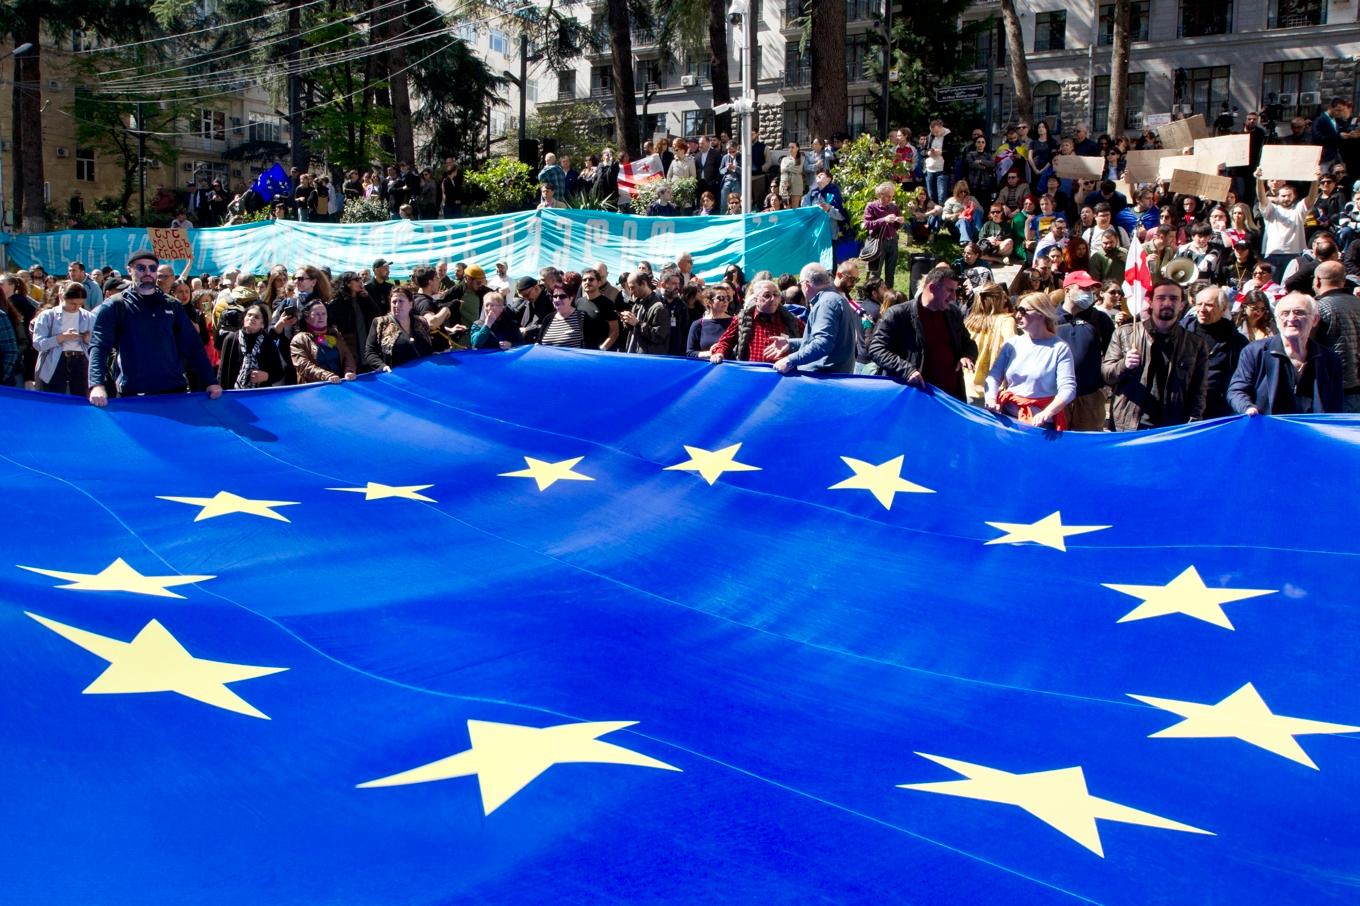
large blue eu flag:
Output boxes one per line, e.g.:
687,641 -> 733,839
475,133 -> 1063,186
1,347 -> 1356,902
251,162 -> 291,203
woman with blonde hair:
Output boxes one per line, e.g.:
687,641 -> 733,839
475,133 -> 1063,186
984,291 -> 1076,429
961,282 -> 1017,406
941,179 -> 981,241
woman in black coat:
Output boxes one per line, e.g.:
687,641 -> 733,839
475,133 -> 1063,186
218,304 -> 286,389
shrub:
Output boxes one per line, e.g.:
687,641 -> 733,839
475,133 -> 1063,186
630,177 -> 698,214
835,134 -> 911,240
466,157 -> 535,215
340,196 -> 390,224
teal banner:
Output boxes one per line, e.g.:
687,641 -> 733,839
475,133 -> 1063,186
3,208 -> 833,283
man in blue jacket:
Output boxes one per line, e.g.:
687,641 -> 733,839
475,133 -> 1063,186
766,263 -> 857,374
88,250 -> 221,407
1230,292 -> 1343,415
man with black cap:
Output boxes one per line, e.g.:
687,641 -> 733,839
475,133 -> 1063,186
365,259 -> 393,312
87,250 -> 221,407
510,276 -> 550,342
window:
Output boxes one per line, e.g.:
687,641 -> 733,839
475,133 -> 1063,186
845,34 -> 873,83
71,29 -> 98,52
456,23 -> 476,41
683,110 -> 715,138
638,114 -> 663,138
1033,80 -> 1062,128
685,55 -> 712,83
1269,0 -> 1325,28
1098,1 -> 1150,45
247,114 -> 280,144
191,161 -> 229,186
784,41 -> 810,88
846,0 -> 878,20
1179,0 -> 1232,37
783,0 -> 805,26
1178,65 -> 1230,119
783,100 -> 811,146
199,109 -> 225,141
1092,72 -> 1147,132
526,79 -> 538,103
985,85 -> 1015,131
636,60 -> 663,91
488,30 -> 508,55
75,147 -> 94,182
1034,11 -> 1066,51
590,65 -> 612,97
847,96 -> 878,138
557,71 -> 575,101
963,20 -> 1006,71
1262,59 -> 1323,122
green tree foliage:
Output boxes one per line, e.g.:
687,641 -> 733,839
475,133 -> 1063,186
867,1 -> 983,131
72,88 -> 185,214
526,101 -> 609,166
465,157 -> 534,215
834,134 -> 909,240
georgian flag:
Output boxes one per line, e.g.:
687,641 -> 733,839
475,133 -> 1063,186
1123,231 -> 1153,318
619,154 -> 664,200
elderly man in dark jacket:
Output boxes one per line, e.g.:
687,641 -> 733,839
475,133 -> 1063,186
1230,292 -> 1344,415
868,265 -> 977,400
1181,284 -> 1248,419
1101,279 -> 1209,430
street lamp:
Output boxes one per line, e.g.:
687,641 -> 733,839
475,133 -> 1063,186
0,41 -> 34,233
724,1 -> 753,213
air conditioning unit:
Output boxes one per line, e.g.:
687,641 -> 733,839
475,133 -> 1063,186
1277,92 -> 1296,106
55,146 -> 69,158
182,162 -> 194,172
680,74 -> 698,87
1298,91 -> 1320,106
46,79 -> 62,91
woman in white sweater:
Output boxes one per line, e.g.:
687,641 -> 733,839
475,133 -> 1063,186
985,291 -> 1076,430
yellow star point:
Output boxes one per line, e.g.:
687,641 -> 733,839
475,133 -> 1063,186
899,753 -> 1212,857
828,455 -> 934,510
17,557 -> 215,599
1129,682 -> 1360,769
1102,565 -> 1276,629
326,482 -> 436,502
984,511 -> 1110,552
664,443 -> 762,485
157,490 -> 300,522
26,612 -> 286,719
498,456 -> 594,491
357,719 -> 681,815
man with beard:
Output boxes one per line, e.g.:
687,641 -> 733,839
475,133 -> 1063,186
574,267 -> 620,351
658,268 -> 690,357
365,259 -> 394,312
1180,285 -> 1248,419
869,266 -> 977,396
1102,279 -> 1209,430
620,271 -> 672,355
87,250 -> 221,406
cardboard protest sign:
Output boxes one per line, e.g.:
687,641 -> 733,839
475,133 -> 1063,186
1145,113 -> 1172,128
1157,115 -> 1210,151
1125,149 -> 1182,184
1258,145 -> 1323,182
148,227 -> 193,261
1193,134 -> 1251,168
1157,154 -> 1221,182
1169,169 -> 1231,202
1052,154 -> 1104,180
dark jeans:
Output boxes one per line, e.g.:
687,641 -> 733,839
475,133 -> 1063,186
36,352 -> 88,396
868,235 -> 901,289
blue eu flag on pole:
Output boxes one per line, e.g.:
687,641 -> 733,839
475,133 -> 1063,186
252,162 -> 291,203
1,346 -> 1357,902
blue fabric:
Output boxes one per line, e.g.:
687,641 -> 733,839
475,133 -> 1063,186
1,346 -> 1358,903
2,208 -> 833,287
253,163 -> 291,204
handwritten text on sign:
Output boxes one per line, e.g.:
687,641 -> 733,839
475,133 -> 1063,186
148,227 -> 193,261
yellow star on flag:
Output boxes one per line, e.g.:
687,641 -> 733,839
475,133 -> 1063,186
1102,565 -> 1277,629
357,718 -> 680,815
17,557 -> 215,599
327,482 -> 436,502
664,443 -> 761,485
157,490 -> 300,522
1129,682 -> 1360,769
26,612 -> 287,719
984,511 -> 1110,552
498,456 -> 594,491
899,752 -> 1213,857
828,455 -> 933,510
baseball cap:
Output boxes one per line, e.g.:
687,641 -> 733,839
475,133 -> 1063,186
515,276 -> 539,293
373,258 -> 390,269
465,264 -> 486,280
1062,270 -> 1100,289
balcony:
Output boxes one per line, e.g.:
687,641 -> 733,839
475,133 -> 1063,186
1268,0 -> 1324,28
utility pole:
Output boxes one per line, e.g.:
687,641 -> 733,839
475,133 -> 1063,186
518,32 -> 527,145
136,101 -> 146,224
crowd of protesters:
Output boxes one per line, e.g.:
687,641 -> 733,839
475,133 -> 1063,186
16,97 -> 1360,426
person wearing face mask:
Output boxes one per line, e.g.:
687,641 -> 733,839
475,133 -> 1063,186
1179,285 -> 1248,419
1102,279 -> 1209,430
1056,272 -> 1110,431
87,250 -> 222,407
1229,292 -> 1343,415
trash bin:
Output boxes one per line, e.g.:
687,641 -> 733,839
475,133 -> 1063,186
908,253 -> 936,296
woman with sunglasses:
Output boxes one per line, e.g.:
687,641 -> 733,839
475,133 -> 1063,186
984,291 -> 1075,429
539,286 -> 585,348
1232,289 -> 1278,342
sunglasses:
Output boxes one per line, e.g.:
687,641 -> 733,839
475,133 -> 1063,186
551,293 -> 570,300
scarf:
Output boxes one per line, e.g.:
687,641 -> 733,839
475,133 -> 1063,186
235,328 -> 264,390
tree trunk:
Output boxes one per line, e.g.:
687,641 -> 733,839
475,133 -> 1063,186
288,0 -> 307,170
14,14 -> 44,233
607,0 -> 639,158
387,3 -> 415,165
708,0 -> 733,139
999,0 -> 1032,126
1107,0 -> 1131,137
809,0 -> 847,142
